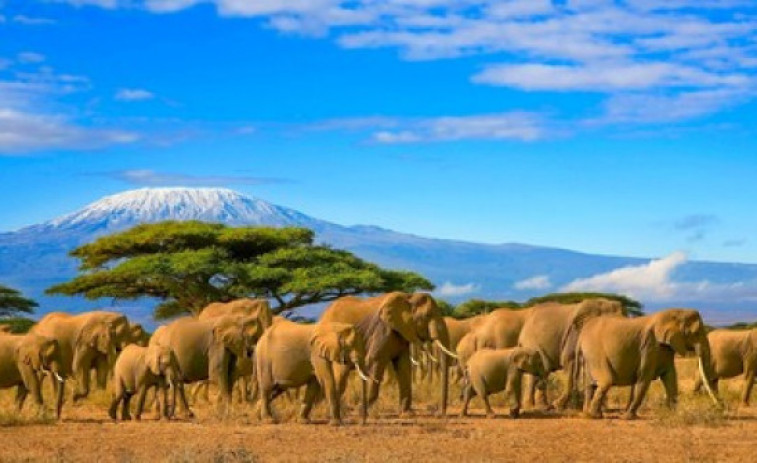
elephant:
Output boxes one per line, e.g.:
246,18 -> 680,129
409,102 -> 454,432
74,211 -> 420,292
517,298 -> 627,409
319,292 -> 456,416
109,344 -> 182,421
29,312 -> 117,402
438,315 -> 486,382
149,314 -> 263,416
460,347 -> 546,419
256,318 -> 373,425
578,308 -> 719,419
191,354 -> 254,404
693,328 -> 757,405
199,298 -> 273,328
0,334 -> 65,418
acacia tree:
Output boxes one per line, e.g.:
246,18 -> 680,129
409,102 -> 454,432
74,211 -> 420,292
0,284 -> 37,317
47,221 -> 433,319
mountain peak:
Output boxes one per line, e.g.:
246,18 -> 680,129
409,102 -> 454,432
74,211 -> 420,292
38,187 -> 324,233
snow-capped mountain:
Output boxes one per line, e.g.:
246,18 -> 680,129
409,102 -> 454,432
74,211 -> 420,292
31,188 -> 327,233
2,187 -> 757,325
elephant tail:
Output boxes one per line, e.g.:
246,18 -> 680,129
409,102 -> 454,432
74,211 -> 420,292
572,342 -> 584,394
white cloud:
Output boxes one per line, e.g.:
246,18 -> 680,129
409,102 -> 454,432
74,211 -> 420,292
115,88 -> 155,101
371,112 -> 545,143
17,52 -> 45,64
514,275 -> 552,290
562,251 -> 688,299
0,109 -> 139,153
437,281 -> 479,297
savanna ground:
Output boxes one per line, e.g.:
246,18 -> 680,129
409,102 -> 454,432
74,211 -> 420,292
2,359 -> 757,462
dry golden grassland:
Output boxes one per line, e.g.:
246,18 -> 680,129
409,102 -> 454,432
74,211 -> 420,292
2,358 -> 757,462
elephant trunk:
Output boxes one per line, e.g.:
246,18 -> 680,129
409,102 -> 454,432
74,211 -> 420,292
695,341 -> 722,407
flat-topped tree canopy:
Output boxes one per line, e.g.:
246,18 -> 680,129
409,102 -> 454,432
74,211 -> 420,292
0,284 -> 38,318
47,221 -> 433,319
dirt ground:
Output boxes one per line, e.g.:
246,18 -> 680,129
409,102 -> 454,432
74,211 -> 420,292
2,360 -> 757,462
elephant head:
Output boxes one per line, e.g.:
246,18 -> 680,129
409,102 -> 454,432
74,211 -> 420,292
146,344 -> 181,388
212,318 -> 249,358
129,323 -> 150,347
377,292 -> 420,345
512,347 -> 547,379
312,322 -> 374,380
241,299 -> 273,330
74,320 -> 117,372
653,309 -> 720,405
17,335 -> 64,381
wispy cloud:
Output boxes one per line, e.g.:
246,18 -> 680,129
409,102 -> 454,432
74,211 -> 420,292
94,169 -> 291,187
12,15 -> 56,25
670,213 -> 719,242
115,88 -> 155,101
17,52 -> 45,64
514,275 -> 552,291
436,281 -> 479,297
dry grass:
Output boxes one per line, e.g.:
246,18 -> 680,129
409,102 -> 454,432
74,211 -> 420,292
1,358 -> 757,462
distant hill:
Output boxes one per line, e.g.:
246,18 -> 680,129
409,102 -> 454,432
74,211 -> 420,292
2,187 -> 756,327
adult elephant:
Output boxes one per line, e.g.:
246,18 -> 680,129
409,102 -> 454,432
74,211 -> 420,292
256,318 -> 373,425
517,298 -> 627,409
0,334 -> 65,418
199,298 -> 273,328
578,308 -> 719,419
320,292 -> 456,416
149,314 -> 263,416
29,312 -> 117,402
693,328 -> 757,405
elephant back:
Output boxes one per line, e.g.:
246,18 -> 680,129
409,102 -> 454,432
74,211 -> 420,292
199,298 -> 273,329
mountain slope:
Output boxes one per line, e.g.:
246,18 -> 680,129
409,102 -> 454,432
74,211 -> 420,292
1,187 -> 756,325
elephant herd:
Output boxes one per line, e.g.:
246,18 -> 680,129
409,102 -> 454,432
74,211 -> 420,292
1,293 -> 756,424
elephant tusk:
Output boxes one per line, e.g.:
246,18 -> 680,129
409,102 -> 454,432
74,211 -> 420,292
355,364 -> 379,384
698,357 -> 722,408
423,347 -> 439,364
435,339 -> 459,360
410,354 -> 420,367
52,371 -> 64,383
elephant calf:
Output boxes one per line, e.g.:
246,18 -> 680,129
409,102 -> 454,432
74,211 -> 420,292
109,344 -> 181,421
0,334 -> 65,418
461,347 -> 545,419
256,319 -> 373,425
694,329 -> 757,405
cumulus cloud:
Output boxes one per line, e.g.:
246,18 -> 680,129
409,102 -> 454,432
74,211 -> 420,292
94,169 -> 290,186
514,275 -> 552,291
436,281 -> 479,297
115,88 -> 155,101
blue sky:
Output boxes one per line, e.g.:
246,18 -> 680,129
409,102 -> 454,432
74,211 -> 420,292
1,0 -> 757,263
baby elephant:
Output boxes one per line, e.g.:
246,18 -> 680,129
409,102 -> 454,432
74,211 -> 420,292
461,347 -> 545,419
109,344 -> 181,421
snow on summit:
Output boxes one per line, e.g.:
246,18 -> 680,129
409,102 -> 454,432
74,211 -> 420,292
41,187 -> 322,232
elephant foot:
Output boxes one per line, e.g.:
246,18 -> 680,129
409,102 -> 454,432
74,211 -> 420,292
123,415 -> 132,421
552,399 -> 568,411
583,410 -> 603,420
509,409 -> 521,419
485,412 -> 497,419
185,410 -> 196,419
329,419 -> 342,427
399,410 -> 415,419
621,411 -> 638,421
459,411 -> 469,418
108,409 -> 117,421
135,415 -> 142,422
296,416 -> 311,425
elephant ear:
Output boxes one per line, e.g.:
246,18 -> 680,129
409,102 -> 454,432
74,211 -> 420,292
311,323 -> 348,363
251,300 -> 273,329
16,341 -> 39,369
378,293 -> 417,343
657,320 -> 688,355
512,349 -> 532,372
147,346 -> 162,376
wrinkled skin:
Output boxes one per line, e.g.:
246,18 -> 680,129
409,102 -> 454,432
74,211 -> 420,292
320,292 -> 455,416
256,319 -> 370,425
693,329 -> 757,405
128,324 -> 150,347
517,299 -> 627,409
456,307 -> 536,370
109,344 -> 182,421
149,314 -> 263,417
578,309 -> 718,420
30,312 -> 117,402
0,334 -> 65,418
461,347 -> 546,419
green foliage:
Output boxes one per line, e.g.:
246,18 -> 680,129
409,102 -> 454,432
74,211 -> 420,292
720,321 -> 757,331
0,285 -> 37,318
435,299 -> 456,317
48,221 -> 432,319
452,299 -> 523,318
0,317 -> 35,333
524,292 -> 644,317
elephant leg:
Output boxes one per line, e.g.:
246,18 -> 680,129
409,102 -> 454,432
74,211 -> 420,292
393,354 -> 413,417
122,392 -> 133,421
108,393 -> 121,421
625,385 -> 635,414
660,368 -> 678,410
741,368 -> 755,406
14,385 -> 29,413
299,379 -> 322,424
135,385 -> 149,421
522,374 -> 536,409
624,380 -> 651,420
365,362 -> 386,408
692,374 -> 703,394
176,382 -> 195,419
460,381 -> 473,417
535,375 -> 550,410
20,367 -> 44,416
587,382 -> 610,419
259,382 -> 278,423
482,393 -> 496,418
313,358 -> 340,425
95,357 -> 109,390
